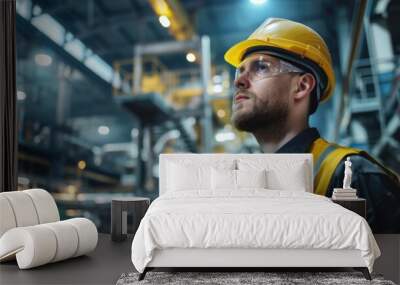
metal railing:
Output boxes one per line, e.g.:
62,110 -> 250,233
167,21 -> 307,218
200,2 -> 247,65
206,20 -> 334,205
348,56 -> 400,157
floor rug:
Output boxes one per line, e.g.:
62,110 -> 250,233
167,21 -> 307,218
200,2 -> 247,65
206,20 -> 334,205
116,271 -> 396,285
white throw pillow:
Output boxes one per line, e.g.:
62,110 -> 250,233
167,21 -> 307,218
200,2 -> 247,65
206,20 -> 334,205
266,168 -> 307,191
236,169 -> 267,189
167,162 -> 210,191
211,168 -> 267,191
211,168 -> 236,190
237,159 -> 309,192
165,159 -> 236,193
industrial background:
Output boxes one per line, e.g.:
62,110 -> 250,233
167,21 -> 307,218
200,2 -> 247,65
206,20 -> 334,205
15,0 -> 400,232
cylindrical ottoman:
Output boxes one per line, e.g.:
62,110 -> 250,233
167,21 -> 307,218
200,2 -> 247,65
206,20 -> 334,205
111,197 -> 150,242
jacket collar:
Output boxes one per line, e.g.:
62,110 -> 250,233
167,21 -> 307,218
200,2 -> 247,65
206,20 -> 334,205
273,127 -> 321,153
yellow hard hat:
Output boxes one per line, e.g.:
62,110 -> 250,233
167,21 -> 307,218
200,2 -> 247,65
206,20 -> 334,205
224,18 -> 335,103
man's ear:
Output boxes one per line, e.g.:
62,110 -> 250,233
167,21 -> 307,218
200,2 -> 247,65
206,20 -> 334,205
293,73 -> 316,100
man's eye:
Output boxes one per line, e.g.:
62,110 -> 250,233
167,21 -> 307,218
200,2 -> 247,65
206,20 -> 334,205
255,61 -> 270,72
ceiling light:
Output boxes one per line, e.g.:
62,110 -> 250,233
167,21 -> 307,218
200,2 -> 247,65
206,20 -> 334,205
131,128 -> 139,138
215,132 -> 236,142
32,5 -> 42,16
250,0 -> 267,5
78,160 -> 86,170
213,84 -> 223,93
34,53 -> 52,66
217,109 -> 226,118
159,15 -> 170,28
98,126 -> 110,135
186,52 -> 196,62
17,90 -> 26,100
18,176 -> 30,186
212,75 -> 222,83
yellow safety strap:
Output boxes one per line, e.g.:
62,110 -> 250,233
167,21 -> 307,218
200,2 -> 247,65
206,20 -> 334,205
310,138 -> 360,196
310,138 -> 400,196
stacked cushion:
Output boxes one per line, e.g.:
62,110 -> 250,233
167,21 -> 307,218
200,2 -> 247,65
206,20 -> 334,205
0,189 -> 98,269
0,189 -> 59,237
0,218 -> 97,269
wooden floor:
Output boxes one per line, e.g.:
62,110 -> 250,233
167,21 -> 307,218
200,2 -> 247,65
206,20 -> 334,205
0,234 -> 134,285
0,234 -> 398,284
373,234 -> 400,284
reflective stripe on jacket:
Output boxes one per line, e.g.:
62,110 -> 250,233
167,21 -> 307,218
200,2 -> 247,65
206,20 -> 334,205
310,137 -> 400,233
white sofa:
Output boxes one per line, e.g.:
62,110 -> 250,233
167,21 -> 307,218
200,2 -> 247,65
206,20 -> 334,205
0,189 -> 98,269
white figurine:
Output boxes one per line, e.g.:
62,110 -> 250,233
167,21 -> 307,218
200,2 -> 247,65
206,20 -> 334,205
343,157 -> 353,189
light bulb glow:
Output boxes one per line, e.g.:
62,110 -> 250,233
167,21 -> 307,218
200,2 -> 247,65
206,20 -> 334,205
159,15 -> 170,28
35,53 -> 52,66
217,109 -> 226,118
215,132 -> 236,142
186,52 -> 196,62
78,160 -> 86,170
98,126 -> 110,135
17,90 -> 26,100
250,0 -> 267,5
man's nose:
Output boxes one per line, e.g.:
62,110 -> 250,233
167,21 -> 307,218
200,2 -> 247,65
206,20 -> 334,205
234,72 -> 250,90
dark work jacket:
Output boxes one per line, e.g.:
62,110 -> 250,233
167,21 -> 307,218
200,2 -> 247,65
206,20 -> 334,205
274,127 -> 400,234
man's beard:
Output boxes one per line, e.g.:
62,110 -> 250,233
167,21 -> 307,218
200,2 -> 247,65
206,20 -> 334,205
231,93 -> 289,134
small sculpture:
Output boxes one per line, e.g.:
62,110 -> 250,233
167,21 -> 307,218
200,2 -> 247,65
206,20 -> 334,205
343,157 -> 353,189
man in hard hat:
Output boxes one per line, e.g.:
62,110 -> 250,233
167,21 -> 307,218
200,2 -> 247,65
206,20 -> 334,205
225,18 -> 400,233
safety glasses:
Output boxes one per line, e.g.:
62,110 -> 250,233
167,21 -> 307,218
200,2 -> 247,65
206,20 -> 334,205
235,55 -> 304,82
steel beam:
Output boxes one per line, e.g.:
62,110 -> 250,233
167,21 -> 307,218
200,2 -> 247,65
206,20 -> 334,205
334,0 -> 368,141
16,14 -> 111,91
200,35 -> 212,153
363,13 -> 386,134
134,38 -> 199,55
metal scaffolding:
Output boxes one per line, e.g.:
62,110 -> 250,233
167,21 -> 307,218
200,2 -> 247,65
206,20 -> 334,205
116,36 -> 213,192
132,35 -> 213,153
340,0 -> 400,171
